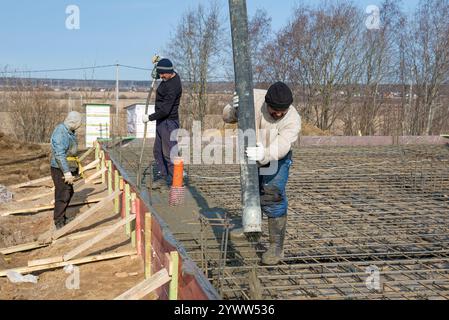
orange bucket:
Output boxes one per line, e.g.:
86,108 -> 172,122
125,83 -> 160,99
172,157 -> 184,188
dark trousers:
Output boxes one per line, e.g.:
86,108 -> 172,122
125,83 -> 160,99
153,119 -> 179,184
51,167 -> 74,223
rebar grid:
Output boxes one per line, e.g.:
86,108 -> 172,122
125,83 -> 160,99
105,140 -> 449,300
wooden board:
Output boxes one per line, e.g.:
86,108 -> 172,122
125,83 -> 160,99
28,256 -> 63,267
1,198 -> 103,217
0,225 -> 113,255
114,268 -> 170,300
63,214 -> 136,261
0,250 -> 136,277
51,190 -> 121,241
7,158 -> 99,190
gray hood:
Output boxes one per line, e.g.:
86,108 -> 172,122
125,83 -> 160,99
64,111 -> 82,131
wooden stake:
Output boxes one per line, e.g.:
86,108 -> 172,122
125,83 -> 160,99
114,170 -> 120,214
125,184 -> 131,236
135,198 -> 143,256
144,212 -> 152,279
114,268 -> 170,300
169,251 -> 179,300
107,160 -> 113,195
131,193 -> 137,248
101,151 -> 106,184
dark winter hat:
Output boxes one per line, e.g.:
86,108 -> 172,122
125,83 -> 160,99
265,82 -> 293,110
156,58 -> 174,74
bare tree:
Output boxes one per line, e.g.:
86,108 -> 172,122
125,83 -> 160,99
284,3 -> 364,131
2,75 -> 62,143
404,0 -> 449,135
248,9 -> 273,84
166,1 -> 225,128
356,0 -> 404,136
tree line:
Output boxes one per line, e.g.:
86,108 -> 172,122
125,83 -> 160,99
167,0 -> 449,136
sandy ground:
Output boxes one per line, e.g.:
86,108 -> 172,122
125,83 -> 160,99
0,164 -> 147,300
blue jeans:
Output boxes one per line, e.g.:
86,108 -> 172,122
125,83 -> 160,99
153,119 -> 179,184
258,151 -> 292,218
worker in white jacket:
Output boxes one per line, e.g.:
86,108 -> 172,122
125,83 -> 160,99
223,82 -> 301,265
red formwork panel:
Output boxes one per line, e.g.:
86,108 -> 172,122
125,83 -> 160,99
99,143 -> 216,300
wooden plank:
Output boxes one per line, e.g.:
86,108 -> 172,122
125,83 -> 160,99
51,190 -> 121,240
28,256 -> 63,267
63,214 -> 136,261
144,212 -> 152,279
0,242 -> 47,255
16,168 -> 104,202
441,134 -> 449,139
1,225 -> 113,255
169,251 -> 179,300
9,176 -> 52,189
16,189 -> 54,202
0,250 -> 136,277
114,268 -> 170,300
84,167 -> 107,184
81,158 -> 100,174
7,158 -> 98,190
1,198 -> 103,217
78,147 -> 95,162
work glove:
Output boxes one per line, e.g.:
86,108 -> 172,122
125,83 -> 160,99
246,142 -> 265,162
233,92 -> 239,109
63,172 -> 75,185
151,55 -> 161,80
142,114 -> 151,123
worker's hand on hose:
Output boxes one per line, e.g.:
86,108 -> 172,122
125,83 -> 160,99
152,55 -> 161,64
63,172 -> 75,185
246,142 -> 265,162
142,114 -> 151,123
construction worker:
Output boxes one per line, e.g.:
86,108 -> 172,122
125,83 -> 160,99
49,111 -> 82,229
143,58 -> 182,190
223,82 -> 301,265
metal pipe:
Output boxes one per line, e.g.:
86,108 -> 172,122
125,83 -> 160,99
228,0 -> 262,233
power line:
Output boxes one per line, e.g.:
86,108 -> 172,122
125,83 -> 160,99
0,64 -> 117,74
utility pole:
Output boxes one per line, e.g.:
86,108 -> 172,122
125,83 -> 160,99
115,63 -> 120,137
229,0 -> 262,234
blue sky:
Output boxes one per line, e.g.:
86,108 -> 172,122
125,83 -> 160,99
0,0 -> 419,80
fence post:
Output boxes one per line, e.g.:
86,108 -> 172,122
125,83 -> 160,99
169,251 -> 179,300
124,184 -> 131,236
114,170 -> 120,214
144,212 -> 152,279
131,193 -> 137,247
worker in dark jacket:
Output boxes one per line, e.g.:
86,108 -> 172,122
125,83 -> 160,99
143,58 -> 182,189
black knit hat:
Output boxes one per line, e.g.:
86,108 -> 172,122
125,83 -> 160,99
156,58 -> 174,74
265,82 -> 293,110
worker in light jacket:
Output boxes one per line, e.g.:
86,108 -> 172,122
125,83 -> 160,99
143,58 -> 182,190
50,111 -> 82,229
223,82 -> 301,265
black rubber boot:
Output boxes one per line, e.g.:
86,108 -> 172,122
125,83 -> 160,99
261,216 -> 287,265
